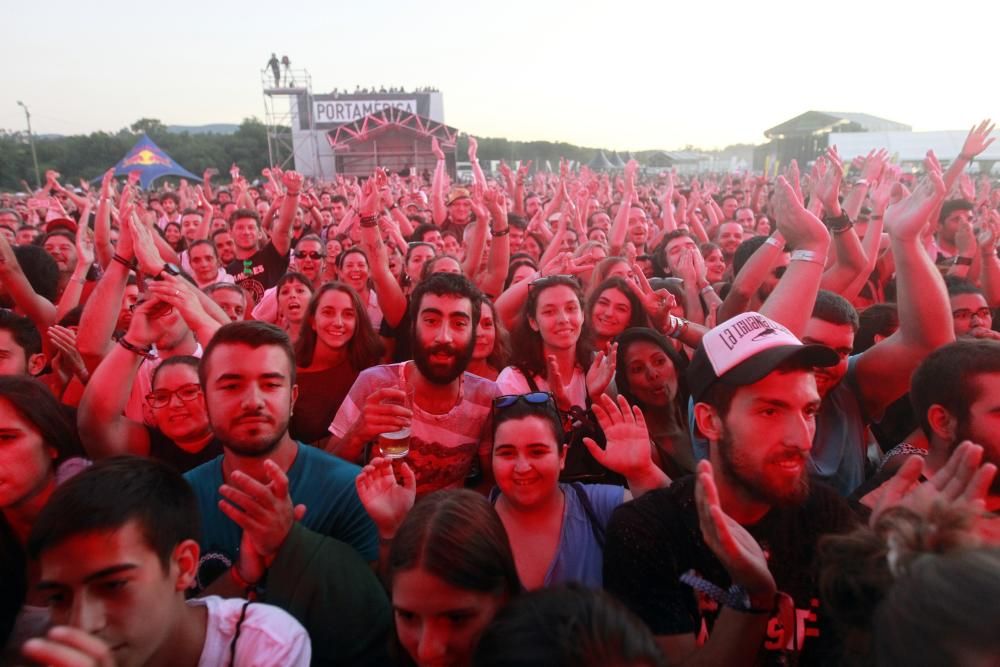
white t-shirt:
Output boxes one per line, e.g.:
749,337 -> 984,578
189,595 -> 311,667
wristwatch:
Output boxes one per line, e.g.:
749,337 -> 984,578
156,262 -> 182,280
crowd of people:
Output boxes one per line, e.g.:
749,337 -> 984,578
0,120 -> 999,666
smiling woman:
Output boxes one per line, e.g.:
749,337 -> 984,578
291,282 -> 384,444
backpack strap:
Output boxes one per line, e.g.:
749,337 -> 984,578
569,482 -> 606,549
521,369 -> 540,394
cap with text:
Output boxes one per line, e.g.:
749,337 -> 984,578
686,311 -> 839,402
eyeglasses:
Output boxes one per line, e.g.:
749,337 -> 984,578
294,251 -> 325,260
952,307 -> 992,321
146,383 -> 202,408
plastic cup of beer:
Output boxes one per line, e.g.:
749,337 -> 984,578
378,383 -> 414,459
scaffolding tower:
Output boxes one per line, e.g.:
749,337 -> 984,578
261,68 -> 323,177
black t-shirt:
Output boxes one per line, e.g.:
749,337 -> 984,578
226,242 -> 289,304
146,426 -> 223,474
379,297 -> 413,363
604,476 -> 859,666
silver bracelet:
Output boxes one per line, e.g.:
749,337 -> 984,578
790,249 -> 825,266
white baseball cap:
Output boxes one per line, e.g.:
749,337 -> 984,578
686,312 -> 839,401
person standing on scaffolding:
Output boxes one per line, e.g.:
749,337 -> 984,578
281,55 -> 292,86
267,53 -> 280,87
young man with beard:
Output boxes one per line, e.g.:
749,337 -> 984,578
183,321 -> 391,666
604,311 -> 858,665
856,339 -> 1000,511
326,272 -> 500,496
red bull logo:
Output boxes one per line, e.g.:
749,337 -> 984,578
122,149 -> 171,167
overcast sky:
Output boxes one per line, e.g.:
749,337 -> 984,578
3,0 -> 998,151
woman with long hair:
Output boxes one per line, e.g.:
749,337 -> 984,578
467,298 -> 511,382
354,479 -> 521,667
291,282 -> 384,444
337,247 -> 384,330
0,376 -> 85,654
488,393 -> 666,589
497,275 -> 617,483
614,328 -> 695,478
586,277 -> 649,352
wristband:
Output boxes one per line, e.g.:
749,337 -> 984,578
117,336 -> 153,359
111,254 -> 138,271
822,212 -> 853,233
359,214 -> 379,228
230,565 -> 260,601
765,236 -> 784,250
388,203 -> 398,211
953,256 -> 974,266
491,226 -> 510,238
286,189 -> 301,197
870,215 -> 884,221
699,284 -> 715,295
790,249 -> 825,266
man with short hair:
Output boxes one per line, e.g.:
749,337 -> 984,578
203,282 -> 247,322
184,321 -> 390,665
211,227 -> 237,265
0,310 -> 45,377
734,205 -> 756,232
24,457 -> 311,667
225,171 -> 300,304
933,199 -> 975,262
327,272 -> 499,495
719,194 -> 739,221
858,339 -> 1000,511
188,240 -> 234,289
947,278 -> 999,340
605,311 -> 857,665
715,221 -> 744,264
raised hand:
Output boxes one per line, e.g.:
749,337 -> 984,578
359,172 -> 384,217
867,441 -> 997,525
467,136 -> 478,161
126,216 -> 164,276
582,393 -> 654,479
772,176 -> 830,252
431,136 -> 445,161
695,460 -> 776,601
884,151 -> 946,242
545,354 -> 575,412
812,146 -> 844,216
47,325 -> 88,383
870,172 -> 898,216
585,342 -> 617,401
960,119 -> 996,159
282,170 -> 303,195
355,457 -> 416,539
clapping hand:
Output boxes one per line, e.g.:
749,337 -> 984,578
355,457 -> 416,539
695,460 -> 776,603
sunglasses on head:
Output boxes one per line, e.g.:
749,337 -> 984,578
493,392 -> 556,412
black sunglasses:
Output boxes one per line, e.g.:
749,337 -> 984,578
493,392 -> 556,411
294,251 -> 325,260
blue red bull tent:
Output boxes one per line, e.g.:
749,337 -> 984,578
111,134 -> 200,189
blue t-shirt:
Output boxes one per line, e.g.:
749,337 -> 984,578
491,483 -> 624,588
185,442 -> 378,590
